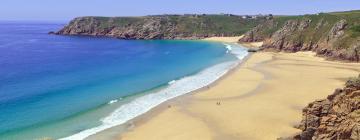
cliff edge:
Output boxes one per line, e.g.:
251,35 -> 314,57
240,11 -> 360,62
55,15 -> 267,40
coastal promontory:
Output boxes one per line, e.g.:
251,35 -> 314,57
55,14 -> 269,40
240,11 -> 360,62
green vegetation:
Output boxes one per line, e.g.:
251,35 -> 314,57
350,25 -> 360,37
351,25 -> 360,32
62,11 -> 360,56
251,11 -> 360,50
346,74 -> 360,88
73,15 -> 268,36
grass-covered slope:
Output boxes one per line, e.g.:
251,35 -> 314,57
56,11 -> 360,61
55,15 -> 267,39
240,10 -> 360,61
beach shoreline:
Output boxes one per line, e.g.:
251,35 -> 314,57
85,37 -> 251,140
90,37 -> 360,140
84,38 -> 250,140
201,35 -> 263,49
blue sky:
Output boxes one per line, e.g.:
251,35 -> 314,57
1,0 -> 360,21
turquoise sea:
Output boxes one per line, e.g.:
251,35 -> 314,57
0,21 -> 248,140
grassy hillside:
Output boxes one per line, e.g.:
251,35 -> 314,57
56,14 -> 269,39
241,10 -> 360,61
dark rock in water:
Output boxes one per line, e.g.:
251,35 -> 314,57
48,31 -> 55,34
286,75 -> 360,140
247,48 -> 258,52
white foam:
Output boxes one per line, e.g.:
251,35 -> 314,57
223,43 -> 249,59
59,44 -> 248,140
107,100 -> 118,105
168,80 -> 176,85
224,44 -> 232,54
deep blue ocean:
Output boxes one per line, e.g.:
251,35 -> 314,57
0,21 -> 246,140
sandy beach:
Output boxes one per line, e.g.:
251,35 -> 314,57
93,38 -> 360,140
202,36 -> 244,43
202,35 -> 263,48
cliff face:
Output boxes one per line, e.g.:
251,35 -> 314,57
239,19 -> 278,42
56,15 -> 266,40
240,11 -> 360,62
57,12 -> 360,61
289,75 -> 360,140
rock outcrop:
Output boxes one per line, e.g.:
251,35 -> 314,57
261,19 -> 312,52
55,15 -> 266,40
240,11 -> 360,62
239,19 -> 277,42
285,75 -> 360,140
56,12 -> 360,62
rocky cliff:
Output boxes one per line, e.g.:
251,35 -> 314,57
240,11 -> 360,62
284,75 -> 360,140
239,19 -> 278,42
55,15 -> 267,40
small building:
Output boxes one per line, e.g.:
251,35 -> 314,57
242,15 -> 252,19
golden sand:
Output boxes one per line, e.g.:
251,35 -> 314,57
241,41 -> 264,48
91,37 -> 360,140
117,50 -> 360,140
201,36 -> 244,43
202,35 -> 263,49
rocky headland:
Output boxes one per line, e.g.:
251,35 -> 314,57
54,14 -> 269,40
240,11 -> 360,62
55,11 -> 360,62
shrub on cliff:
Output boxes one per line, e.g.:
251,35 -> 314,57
346,74 -> 360,89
